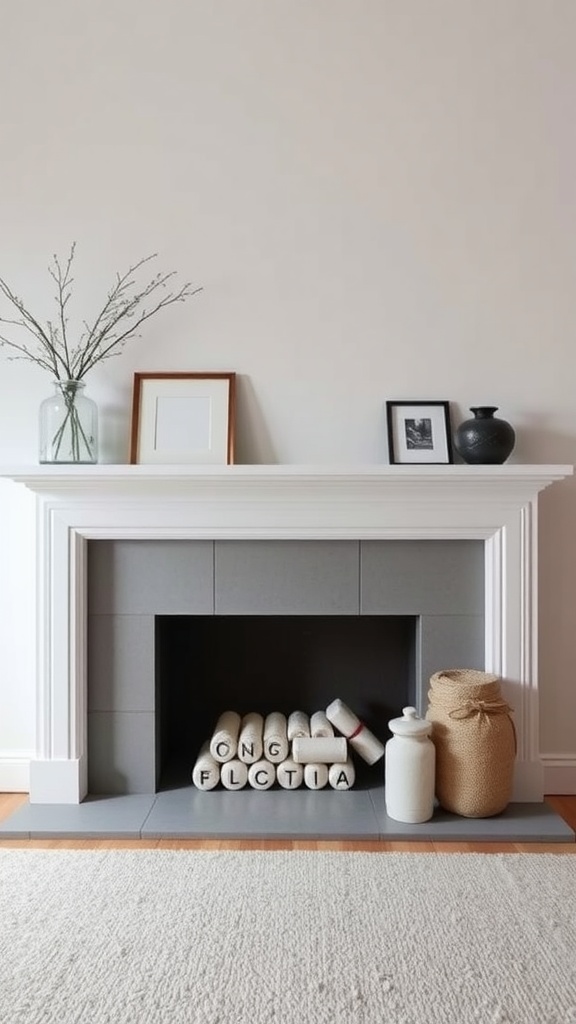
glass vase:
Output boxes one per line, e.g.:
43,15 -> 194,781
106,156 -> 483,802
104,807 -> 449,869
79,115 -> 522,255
39,380 -> 98,464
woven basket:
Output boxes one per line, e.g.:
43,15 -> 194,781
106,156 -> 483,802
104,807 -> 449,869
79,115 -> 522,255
426,669 -> 516,818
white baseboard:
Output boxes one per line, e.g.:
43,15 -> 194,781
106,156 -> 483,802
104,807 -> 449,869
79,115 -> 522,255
0,753 -> 31,793
542,755 -> 576,795
2,752 -> 575,799
29,757 -> 87,804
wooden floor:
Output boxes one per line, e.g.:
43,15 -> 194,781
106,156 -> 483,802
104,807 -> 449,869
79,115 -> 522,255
0,792 -> 575,852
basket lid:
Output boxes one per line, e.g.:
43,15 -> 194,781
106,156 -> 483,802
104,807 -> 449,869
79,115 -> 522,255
388,707 -> 432,738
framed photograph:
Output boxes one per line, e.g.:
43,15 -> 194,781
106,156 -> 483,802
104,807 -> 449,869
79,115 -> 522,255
130,372 -> 236,465
386,401 -> 453,465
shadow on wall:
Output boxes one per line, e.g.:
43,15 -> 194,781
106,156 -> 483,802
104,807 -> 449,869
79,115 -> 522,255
232,374 -> 277,465
510,425 -> 576,466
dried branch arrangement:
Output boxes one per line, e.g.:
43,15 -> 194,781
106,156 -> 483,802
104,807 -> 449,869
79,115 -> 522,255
0,243 -> 201,381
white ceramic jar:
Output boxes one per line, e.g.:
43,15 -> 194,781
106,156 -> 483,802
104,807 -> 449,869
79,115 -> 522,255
385,707 -> 435,823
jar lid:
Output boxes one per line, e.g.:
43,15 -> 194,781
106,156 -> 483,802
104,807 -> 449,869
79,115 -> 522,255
388,707 -> 432,737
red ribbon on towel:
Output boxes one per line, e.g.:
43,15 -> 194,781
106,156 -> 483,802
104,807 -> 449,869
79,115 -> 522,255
348,721 -> 365,740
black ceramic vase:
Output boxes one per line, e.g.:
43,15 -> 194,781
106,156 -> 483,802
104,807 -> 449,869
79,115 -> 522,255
454,407 -> 515,465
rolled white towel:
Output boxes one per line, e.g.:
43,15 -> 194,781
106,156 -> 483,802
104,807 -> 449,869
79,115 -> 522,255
310,710 -> 334,738
304,763 -> 329,790
292,736 -> 347,764
287,710 -> 310,741
248,760 -> 276,790
263,712 -> 289,763
325,698 -> 385,765
329,758 -> 356,790
276,758 -> 304,790
191,741 -> 221,790
209,710 -> 241,763
238,712 -> 264,764
220,759 -> 248,790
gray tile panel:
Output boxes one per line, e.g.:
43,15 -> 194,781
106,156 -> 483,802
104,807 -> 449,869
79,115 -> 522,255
88,615 -> 155,712
417,615 -> 485,710
88,712 -> 156,794
361,540 -> 484,615
88,540 -> 214,615
215,540 -> 360,614
0,795 -> 155,839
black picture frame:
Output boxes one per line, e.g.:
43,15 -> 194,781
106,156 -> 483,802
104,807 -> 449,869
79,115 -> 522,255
386,401 -> 453,465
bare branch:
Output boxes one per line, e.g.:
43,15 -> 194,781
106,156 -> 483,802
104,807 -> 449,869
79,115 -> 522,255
0,247 -> 202,383
74,280 -> 200,378
48,242 -> 75,372
0,335 -> 59,375
74,285 -> 202,377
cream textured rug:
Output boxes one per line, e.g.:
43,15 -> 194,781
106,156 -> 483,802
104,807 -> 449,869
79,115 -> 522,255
1,850 -> 576,1024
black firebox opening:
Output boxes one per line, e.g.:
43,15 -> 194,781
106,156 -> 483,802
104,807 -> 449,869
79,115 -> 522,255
155,614 -> 416,789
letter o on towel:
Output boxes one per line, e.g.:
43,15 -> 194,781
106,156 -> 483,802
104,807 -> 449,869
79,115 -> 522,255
210,710 -> 241,763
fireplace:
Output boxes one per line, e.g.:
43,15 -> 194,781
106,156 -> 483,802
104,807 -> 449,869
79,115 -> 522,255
86,538 -> 484,794
1,463 -> 571,805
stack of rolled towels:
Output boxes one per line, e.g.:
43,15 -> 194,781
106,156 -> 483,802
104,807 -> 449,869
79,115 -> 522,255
192,698 -> 385,792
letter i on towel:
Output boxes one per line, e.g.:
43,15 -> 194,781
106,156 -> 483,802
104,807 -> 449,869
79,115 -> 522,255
304,763 -> 329,789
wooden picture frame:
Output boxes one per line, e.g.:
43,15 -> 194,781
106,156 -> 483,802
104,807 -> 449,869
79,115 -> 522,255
386,400 -> 453,465
130,372 -> 236,465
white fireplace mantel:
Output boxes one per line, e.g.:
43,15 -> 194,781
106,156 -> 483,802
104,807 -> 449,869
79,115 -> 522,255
1,462 -> 572,804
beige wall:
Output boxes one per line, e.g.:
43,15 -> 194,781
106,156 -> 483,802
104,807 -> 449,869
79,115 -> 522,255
0,2 -> 575,778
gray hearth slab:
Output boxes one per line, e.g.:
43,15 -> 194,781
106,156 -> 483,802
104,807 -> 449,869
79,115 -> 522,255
0,795 -> 156,839
0,789 -> 573,842
368,788 -> 576,842
141,787 -> 381,839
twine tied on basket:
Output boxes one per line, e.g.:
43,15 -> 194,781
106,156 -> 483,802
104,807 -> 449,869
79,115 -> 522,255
448,697 -> 513,721
446,697 -> 518,754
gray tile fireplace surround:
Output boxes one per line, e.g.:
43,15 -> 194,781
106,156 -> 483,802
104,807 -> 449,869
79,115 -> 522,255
3,538 -> 572,842
87,538 -> 486,797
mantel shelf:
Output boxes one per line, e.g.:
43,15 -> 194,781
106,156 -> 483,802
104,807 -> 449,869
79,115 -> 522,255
0,462 -> 573,478
0,462 -> 572,501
